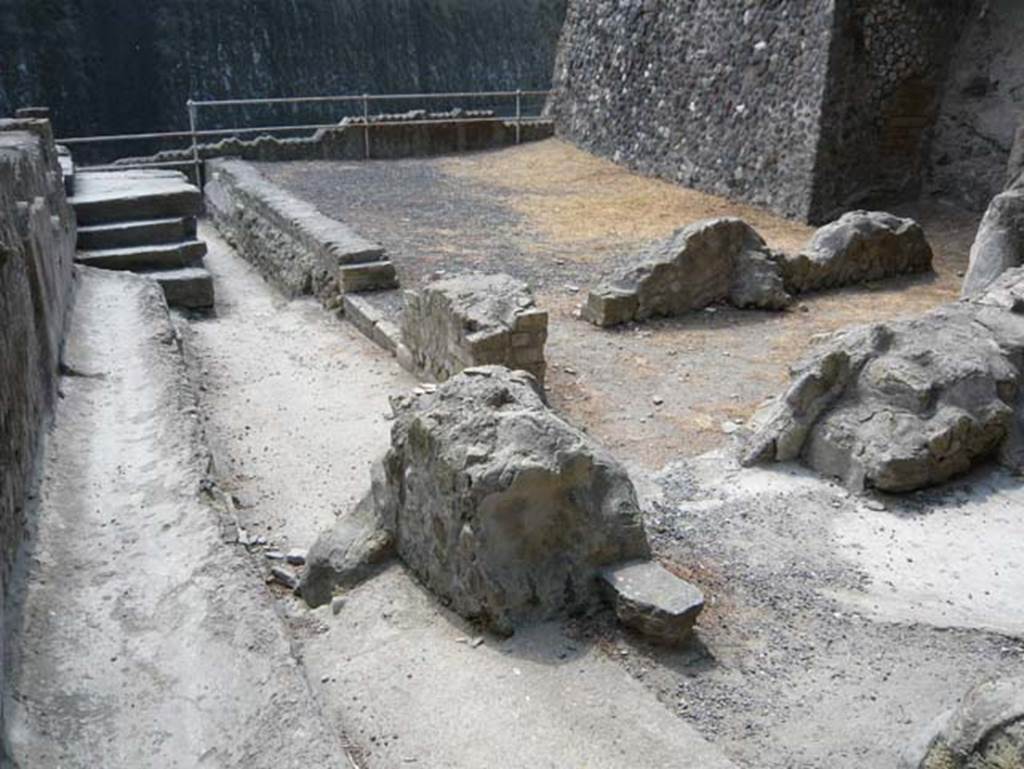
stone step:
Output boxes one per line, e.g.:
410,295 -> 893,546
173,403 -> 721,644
77,217 -> 198,251
71,170 -> 201,225
143,266 -> 215,310
342,291 -> 403,353
339,260 -> 399,293
76,240 -> 207,271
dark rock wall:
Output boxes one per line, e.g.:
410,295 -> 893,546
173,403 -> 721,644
550,0 -> 833,222
928,0 -> 1024,210
551,0 -> 976,223
0,0 -> 567,138
0,118 -> 76,743
812,0 -> 971,220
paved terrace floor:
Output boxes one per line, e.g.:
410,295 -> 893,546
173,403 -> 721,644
257,138 -> 982,468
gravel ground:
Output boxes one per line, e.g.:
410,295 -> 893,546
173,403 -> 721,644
257,139 -> 981,467
595,456 -> 1024,769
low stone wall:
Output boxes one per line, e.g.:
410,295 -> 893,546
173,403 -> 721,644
121,119 -> 554,169
399,273 -> 548,386
0,118 -> 76,731
204,158 -> 396,301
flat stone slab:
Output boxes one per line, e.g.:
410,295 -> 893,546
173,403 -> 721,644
71,170 -> 202,225
146,266 -> 215,310
600,559 -> 705,645
76,240 -> 207,271
77,216 -> 197,250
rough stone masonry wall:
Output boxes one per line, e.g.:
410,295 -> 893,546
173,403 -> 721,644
400,274 -> 548,386
551,1 -> 971,223
0,118 -> 76,738
550,1 -> 833,222
204,158 -> 393,301
812,0 -> 972,219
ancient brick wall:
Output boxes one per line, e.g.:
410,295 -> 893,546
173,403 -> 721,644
0,118 -> 76,738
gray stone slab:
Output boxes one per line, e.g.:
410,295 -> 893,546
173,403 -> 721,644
76,239 -> 207,271
146,266 -> 215,310
71,170 -> 201,225
77,216 -> 196,250
600,559 -> 705,645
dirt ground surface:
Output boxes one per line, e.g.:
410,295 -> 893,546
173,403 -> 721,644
180,225 -> 1022,769
258,138 -> 982,468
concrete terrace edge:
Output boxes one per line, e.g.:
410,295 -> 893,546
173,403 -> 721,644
204,157 -> 386,300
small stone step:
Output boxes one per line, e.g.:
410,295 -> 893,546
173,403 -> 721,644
600,560 -> 705,646
76,240 -> 207,271
143,266 -> 215,310
339,260 -> 399,293
343,292 -> 403,353
71,170 -> 201,225
77,217 -> 197,251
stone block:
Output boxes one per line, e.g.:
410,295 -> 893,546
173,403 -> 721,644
339,260 -> 399,293
600,560 -> 705,646
583,288 -> 639,327
400,272 -> 547,386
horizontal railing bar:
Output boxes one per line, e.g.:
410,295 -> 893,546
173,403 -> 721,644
77,160 -> 199,171
58,115 -> 550,146
190,89 -> 551,108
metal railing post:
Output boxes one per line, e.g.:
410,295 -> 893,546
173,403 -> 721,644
515,89 -> 522,145
187,99 -> 201,186
362,94 -> 371,160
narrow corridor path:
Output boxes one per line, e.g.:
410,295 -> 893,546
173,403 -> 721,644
3,267 -> 347,768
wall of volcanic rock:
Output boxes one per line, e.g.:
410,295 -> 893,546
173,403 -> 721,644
811,0 -> 971,220
551,0 -> 973,223
549,0 -> 833,222
0,0 -> 566,140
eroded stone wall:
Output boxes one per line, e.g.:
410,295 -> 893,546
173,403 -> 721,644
0,118 -> 76,736
204,158 -> 395,301
551,1 -> 972,222
550,1 -> 832,221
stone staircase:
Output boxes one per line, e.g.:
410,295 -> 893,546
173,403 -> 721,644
70,169 -> 214,309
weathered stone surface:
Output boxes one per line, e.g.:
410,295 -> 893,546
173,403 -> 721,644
303,367 -> 650,633
583,218 -> 791,327
148,267 -> 215,310
901,676 -> 1024,769
1008,122 -> 1024,191
600,560 -> 704,646
961,189 -> 1024,297
782,211 -> 933,294
744,267 -> 1024,491
0,118 -> 76,731
401,273 -> 547,384
204,158 -> 390,301
299,475 -> 396,609
70,169 -> 201,226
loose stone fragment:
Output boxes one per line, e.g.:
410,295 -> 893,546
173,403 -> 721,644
600,560 -> 704,646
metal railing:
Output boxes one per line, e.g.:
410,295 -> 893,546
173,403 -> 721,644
57,89 -> 552,182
